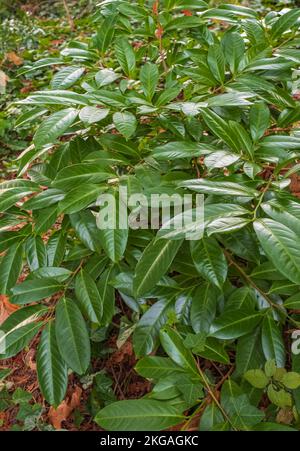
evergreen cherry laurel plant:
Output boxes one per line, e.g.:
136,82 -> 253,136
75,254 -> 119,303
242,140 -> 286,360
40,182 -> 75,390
1,0 -> 300,431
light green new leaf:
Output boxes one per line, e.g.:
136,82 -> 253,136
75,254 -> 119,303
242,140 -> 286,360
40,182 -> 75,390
244,369 -> 269,389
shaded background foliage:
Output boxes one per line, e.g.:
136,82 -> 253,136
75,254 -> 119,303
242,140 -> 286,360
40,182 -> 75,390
1,0 -> 300,432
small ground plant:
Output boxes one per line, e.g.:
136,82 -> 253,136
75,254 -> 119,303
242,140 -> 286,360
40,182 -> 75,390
1,0 -> 300,431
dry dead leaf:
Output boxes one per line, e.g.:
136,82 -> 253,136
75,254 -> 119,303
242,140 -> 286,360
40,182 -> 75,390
25,349 -> 37,371
0,295 -> 19,325
276,408 -> 294,425
5,52 -> 23,66
109,340 -> 133,365
48,386 -> 82,430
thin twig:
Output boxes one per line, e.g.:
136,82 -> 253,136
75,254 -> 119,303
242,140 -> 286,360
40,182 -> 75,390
62,0 -> 75,31
223,249 -> 300,328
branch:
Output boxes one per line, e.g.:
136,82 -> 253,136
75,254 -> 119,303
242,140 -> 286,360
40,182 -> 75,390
62,0 -> 75,31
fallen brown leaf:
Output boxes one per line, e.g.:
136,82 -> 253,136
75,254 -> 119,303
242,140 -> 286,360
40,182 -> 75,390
0,295 -> 19,325
5,52 -> 23,66
109,340 -> 133,365
48,386 -> 82,430
25,349 -> 36,371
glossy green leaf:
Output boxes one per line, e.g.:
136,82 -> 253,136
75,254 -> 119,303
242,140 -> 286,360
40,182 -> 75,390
190,237 -> 227,288
113,112 -> 137,139
95,399 -> 184,431
0,242 -> 23,294
133,297 -> 175,357
133,238 -> 183,297
190,283 -> 219,334
254,219 -> 300,285
271,9 -> 300,40
140,63 -> 159,101
58,184 -> 103,214
180,178 -> 258,197
33,108 -> 78,148
114,39 -> 136,78
37,321 -> 68,407
249,102 -> 270,141
75,269 -> 103,324
210,310 -> 263,340
55,297 -> 91,374
11,277 -> 63,305
261,315 -> 285,367
51,66 -> 85,89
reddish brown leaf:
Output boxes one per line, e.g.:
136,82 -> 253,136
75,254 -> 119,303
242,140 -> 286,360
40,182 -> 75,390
48,386 -> 82,430
5,52 -> 23,66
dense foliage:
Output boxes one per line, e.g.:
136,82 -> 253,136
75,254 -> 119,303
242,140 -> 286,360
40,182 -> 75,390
2,0 -> 300,431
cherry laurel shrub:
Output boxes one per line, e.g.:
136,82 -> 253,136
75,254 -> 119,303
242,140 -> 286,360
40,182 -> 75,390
2,0 -> 300,431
